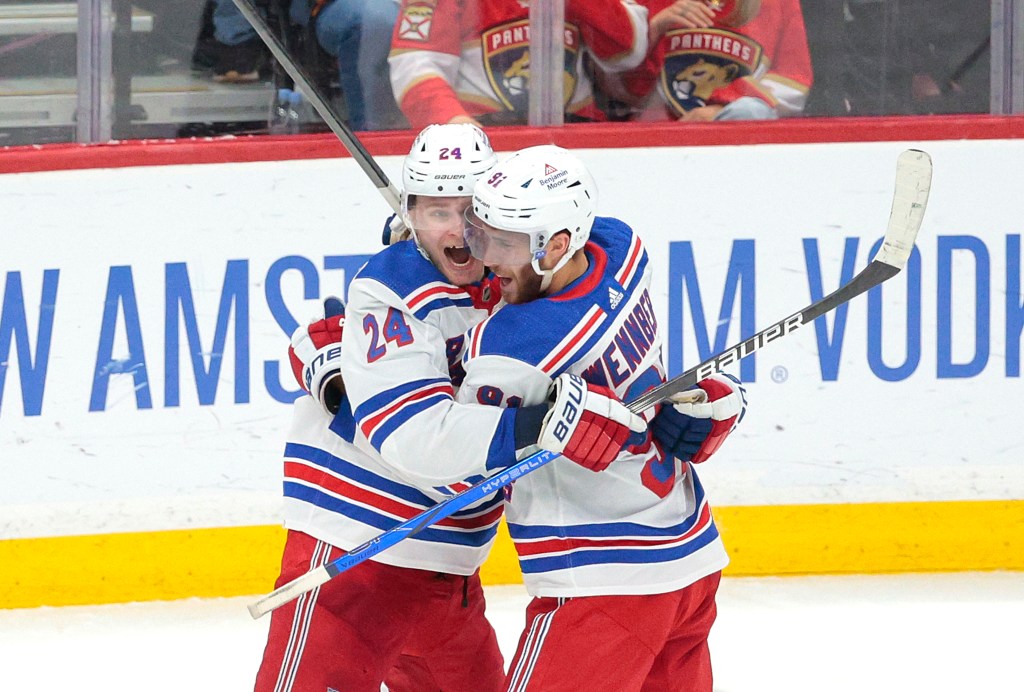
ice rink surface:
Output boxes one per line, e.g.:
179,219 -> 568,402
1,572 -> 1021,692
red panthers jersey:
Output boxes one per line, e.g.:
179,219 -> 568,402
630,0 -> 813,117
389,0 -> 649,128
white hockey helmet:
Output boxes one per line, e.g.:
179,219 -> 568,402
465,144 -> 596,289
400,123 -> 498,248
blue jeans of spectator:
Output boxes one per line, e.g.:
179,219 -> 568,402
213,0 -> 257,45
316,0 -> 405,131
214,1 -> 310,45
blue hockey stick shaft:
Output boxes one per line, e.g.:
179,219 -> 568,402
249,381 -> 707,619
247,450 -> 556,618
326,451 -> 556,576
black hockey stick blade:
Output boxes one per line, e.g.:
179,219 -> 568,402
629,148 -> 932,412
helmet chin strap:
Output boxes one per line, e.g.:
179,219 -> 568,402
412,233 -> 431,262
401,212 -> 432,262
531,251 -> 573,293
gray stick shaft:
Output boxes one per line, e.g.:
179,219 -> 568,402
628,261 -> 896,413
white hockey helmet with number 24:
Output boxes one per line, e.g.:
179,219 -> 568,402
401,123 -> 498,247
466,144 -> 597,290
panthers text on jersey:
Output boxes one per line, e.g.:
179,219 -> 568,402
628,0 -> 812,117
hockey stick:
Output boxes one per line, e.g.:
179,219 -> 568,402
231,0 -> 405,235
247,148 -> 932,619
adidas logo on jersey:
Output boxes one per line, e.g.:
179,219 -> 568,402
608,287 -> 624,310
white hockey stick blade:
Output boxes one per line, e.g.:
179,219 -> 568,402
630,148 -> 932,411
248,564 -> 332,619
873,149 -> 932,271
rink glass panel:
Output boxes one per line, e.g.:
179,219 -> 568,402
0,0 -> 1016,145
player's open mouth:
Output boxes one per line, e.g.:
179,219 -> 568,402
444,245 -> 472,266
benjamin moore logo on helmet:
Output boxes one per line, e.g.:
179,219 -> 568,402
540,165 -> 568,189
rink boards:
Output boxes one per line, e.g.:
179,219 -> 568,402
2,119 -> 1023,607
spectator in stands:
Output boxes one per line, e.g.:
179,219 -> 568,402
606,0 -> 812,122
312,0 -> 408,130
205,0 -> 270,83
198,0 -> 405,130
802,0 -> 985,117
387,0 -> 650,129
903,0 -> 989,115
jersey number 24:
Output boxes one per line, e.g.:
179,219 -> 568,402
364,308 -> 414,362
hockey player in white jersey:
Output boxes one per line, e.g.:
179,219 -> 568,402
254,124 -> 509,692
463,146 -> 746,691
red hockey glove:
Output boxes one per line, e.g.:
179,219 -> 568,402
537,373 -> 647,472
651,373 -> 746,463
288,297 -> 346,415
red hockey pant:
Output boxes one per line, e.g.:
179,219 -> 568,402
504,571 -> 721,691
253,529 -> 505,692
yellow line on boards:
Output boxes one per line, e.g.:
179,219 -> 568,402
2,500 -> 1021,610
0,526 -> 287,610
715,500 -> 1024,575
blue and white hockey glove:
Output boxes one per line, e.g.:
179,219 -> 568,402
381,213 -> 410,246
651,373 -> 746,463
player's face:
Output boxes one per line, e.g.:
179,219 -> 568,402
409,196 -> 486,286
463,212 -> 545,304
488,261 -> 544,305
463,211 -> 537,267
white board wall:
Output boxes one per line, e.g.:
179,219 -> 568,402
2,139 -> 1021,540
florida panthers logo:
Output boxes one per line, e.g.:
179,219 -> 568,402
500,52 -> 576,104
503,52 -> 530,99
483,20 -> 580,114
671,58 -> 740,108
659,28 -> 763,117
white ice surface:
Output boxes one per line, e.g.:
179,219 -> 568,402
0,572 -> 1021,691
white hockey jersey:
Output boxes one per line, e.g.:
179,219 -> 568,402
282,240 -> 504,575
456,218 -> 729,597
342,241 -> 518,488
